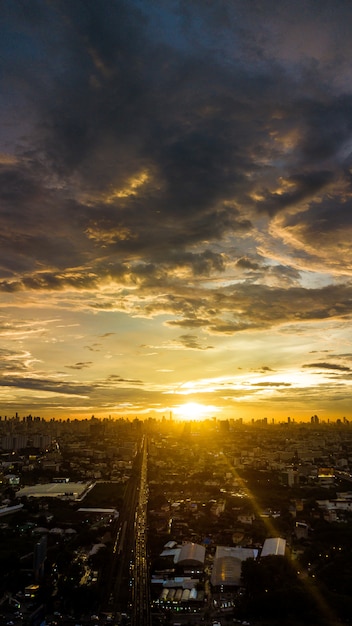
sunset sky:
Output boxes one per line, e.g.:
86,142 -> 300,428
1,0 -> 352,422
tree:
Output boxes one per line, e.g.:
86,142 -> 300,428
240,556 -> 317,621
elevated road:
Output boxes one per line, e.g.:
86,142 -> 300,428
101,436 -> 151,625
131,438 -> 151,626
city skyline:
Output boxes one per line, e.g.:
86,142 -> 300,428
1,1 -> 352,422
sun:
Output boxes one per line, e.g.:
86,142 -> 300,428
174,402 -> 215,421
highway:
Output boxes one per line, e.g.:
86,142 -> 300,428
131,438 -> 151,626
101,436 -> 151,625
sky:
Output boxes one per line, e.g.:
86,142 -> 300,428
1,0 -> 352,422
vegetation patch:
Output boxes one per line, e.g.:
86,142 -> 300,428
80,481 -> 125,508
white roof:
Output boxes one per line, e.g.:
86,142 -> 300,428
0,503 -> 23,517
176,542 -> 205,565
32,526 -> 49,534
16,481 -> 91,500
89,543 -> 106,556
261,537 -> 286,557
215,546 -> 258,561
78,507 -> 118,514
211,555 -> 242,587
160,548 -> 180,558
211,546 -> 258,588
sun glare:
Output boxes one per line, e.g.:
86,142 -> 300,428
174,402 -> 215,421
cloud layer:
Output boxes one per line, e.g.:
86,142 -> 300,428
1,1 -> 352,419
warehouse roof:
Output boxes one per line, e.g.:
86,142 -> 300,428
175,542 -> 205,565
261,537 -> 286,557
16,481 -> 91,500
211,546 -> 258,588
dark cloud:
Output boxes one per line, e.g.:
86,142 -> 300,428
236,257 -> 261,271
1,261 -> 350,337
299,96 -> 352,161
267,265 -> 301,286
0,370 -> 142,402
105,375 -> 144,386
84,343 -> 101,352
177,334 -> 214,350
303,362 -> 351,372
65,362 -> 93,370
278,191 -> 352,262
1,0 -> 352,292
0,349 -> 31,372
0,376 -> 91,395
256,171 -> 335,217
309,350 -> 331,354
167,317 -> 210,329
251,382 -> 291,387
159,283 -> 352,333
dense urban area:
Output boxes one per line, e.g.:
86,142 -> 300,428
0,414 -> 352,626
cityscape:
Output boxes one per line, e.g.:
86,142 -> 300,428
0,413 -> 352,625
